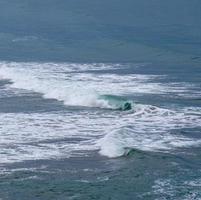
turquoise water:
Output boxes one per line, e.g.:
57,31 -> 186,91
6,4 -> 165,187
0,1 -> 201,199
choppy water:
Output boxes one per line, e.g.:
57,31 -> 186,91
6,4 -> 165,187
0,61 -> 201,199
1,0 -> 201,199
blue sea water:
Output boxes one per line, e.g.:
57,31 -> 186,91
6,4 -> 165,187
0,1 -> 201,199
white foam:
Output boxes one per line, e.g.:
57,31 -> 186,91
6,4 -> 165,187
1,62 -> 198,109
153,178 -> 201,200
0,112 -> 102,164
98,105 -> 201,158
0,105 -> 200,163
0,62 -> 129,109
0,62 -> 200,163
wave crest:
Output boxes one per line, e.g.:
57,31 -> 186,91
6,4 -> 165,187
0,63 -> 133,110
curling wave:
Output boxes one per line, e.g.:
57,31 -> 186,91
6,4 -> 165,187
0,62 -> 134,110
98,105 -> 201,158
0,62 -> 201,162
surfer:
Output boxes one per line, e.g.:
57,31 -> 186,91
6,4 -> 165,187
122,102 -> 132,111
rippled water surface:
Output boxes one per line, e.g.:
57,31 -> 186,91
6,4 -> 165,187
0,62 -> 201,199
0,0 -> 201,199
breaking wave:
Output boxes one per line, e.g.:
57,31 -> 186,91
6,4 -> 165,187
0,62 -> 201,161
98,105 -> 201,158
0,62 -> 133,110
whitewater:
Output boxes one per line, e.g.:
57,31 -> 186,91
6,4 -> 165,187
0,62 -> 201,164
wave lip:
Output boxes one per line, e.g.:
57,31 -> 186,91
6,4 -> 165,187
98,95 -> 133,111
98,127 -> 201,158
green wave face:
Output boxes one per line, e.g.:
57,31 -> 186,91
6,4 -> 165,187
99,95 -> 133,111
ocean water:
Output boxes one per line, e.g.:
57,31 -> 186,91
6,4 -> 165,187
0,1 -> 201,200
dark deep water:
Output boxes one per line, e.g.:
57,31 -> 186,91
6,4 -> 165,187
0,1 -> 201,199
